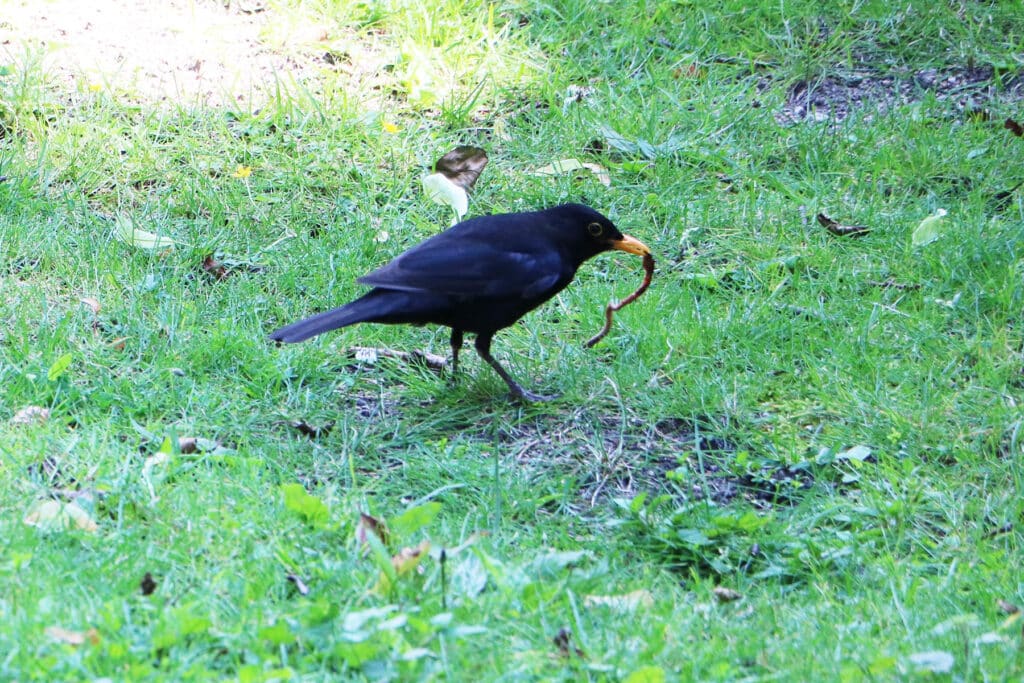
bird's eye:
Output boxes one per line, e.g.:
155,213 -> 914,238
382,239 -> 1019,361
587,222 -> 604,237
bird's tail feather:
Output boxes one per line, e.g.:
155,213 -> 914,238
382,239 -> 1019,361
269,289 -> 429,343
269,303 -> 368,342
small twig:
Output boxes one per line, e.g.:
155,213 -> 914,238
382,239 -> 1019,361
347,346 -> 448,372
868,278 -> 921,291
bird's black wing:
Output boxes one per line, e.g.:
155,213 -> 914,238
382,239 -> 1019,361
357,234 -> 567,299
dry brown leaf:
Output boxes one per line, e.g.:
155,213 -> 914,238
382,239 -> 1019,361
553,627 -> 585,658
356,512 -> 390,548
201,255 -> 229,280
997,599 -> 1020,615
288,419 -> 334,439
79,297 -> 101,314
713,586 -> 743,603
433,146 -> 489,191
817,213 -> 871,237
45,626 -> 99,646
391,540 -> 430,575
11,406 -> 50,426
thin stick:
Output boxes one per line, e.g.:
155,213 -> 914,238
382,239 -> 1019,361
585,253 -> 655,348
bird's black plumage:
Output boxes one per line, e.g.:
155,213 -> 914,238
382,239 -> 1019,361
270,203 -> 651,401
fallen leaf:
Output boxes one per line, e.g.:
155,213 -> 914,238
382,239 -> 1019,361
140,572 -> 157,596
286,573 -> 310,595
907,650 -> 954,674
177,436 -> 228,454
552,627 -> 585,658
347,346 -> 448,372
201,255 -> 229,280
1005,118 -> 1023,137
11,406 -> 50,426
79,297 -> 101,314
288,420 -> 334,439
713,586 -> 743,602
533,158 -> 611,186
433,146 -> 488,191
356,512 -> 390,548
911,208 -> 947,247
997,599 -> 1020,615
836,445 -> 873,462
816,212 -> 871,237
422,173 -> 468,221
45,626 -> 99,646
113,214 -> 179,250
24,500 -> 98,532
391,540 -> 430,575
583,589 -> 655,611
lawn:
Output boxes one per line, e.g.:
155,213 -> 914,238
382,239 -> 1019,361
1,0 -> 1023,680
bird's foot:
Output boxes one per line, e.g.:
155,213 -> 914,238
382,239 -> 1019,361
508,385 -> 560,403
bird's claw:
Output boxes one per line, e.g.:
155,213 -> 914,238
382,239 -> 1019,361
509,386 -> 560,403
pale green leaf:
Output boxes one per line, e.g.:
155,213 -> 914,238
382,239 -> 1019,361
911,209 -> 947,247
113,214 -> 179,250
24,500 -> 98,532
422,173 -> 468,221
908,650 -> 954,673
47,353 -> 73,381
533,158 -> 611,186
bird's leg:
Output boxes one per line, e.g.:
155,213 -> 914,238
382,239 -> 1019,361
474,333 -> 558,402
449,328 -> 464,379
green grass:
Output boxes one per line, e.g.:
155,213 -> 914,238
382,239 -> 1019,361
2,0 -> 1024,679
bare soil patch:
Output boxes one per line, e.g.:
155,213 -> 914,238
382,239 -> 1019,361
774,64 -> 1024,124
1,0 -> 328,106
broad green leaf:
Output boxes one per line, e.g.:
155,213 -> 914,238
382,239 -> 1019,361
624,666 -> 666,683
113,214 -> 180,250
911,208 -> 947,247
280,483 -> 329,527
259,621 -> 297,645
389,502 -> 441,539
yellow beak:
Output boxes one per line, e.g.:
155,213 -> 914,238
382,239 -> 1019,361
612,234 -> 652,256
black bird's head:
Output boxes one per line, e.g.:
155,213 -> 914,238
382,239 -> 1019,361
547,203 -> 652,263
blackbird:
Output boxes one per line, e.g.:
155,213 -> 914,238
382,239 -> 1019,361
269,203 -> 651,401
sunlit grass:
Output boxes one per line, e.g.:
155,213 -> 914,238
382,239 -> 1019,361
1,0 -> 1023,679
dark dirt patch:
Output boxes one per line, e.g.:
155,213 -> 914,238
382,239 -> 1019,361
466,410 -> 815,508
772,64 -> 1024,124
